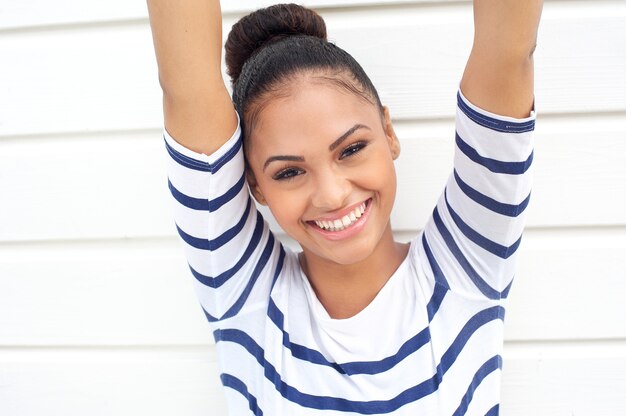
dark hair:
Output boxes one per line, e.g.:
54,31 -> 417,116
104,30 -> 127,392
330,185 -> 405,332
225,3 -> 383,138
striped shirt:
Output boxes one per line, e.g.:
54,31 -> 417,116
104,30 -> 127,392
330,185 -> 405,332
164,90 -> 535,415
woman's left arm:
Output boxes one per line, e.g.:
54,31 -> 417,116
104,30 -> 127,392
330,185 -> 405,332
417,1 -> 543,300
461,0 -> 543,118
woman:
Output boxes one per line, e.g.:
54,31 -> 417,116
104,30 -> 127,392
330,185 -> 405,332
147,1 -> 542,414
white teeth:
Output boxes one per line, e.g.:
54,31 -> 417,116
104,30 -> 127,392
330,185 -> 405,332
357,203 -> 365,218
313,200 -> 369,232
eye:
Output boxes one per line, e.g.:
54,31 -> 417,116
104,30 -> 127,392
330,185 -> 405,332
272,167 -> 304,181
340,141 -> 368,160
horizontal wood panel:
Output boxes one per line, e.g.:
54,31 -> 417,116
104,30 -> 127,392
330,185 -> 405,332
0,239 -> 214,346
0,1 -> 147,31
500,341 -> 626,415
0,24 -> 162,137
506,227 -> 626,341
0,0 -> 457,31
0,131 -> 172,242
0,347 -> 226,416
1,227 -> 624,346
1,116 -> 624,243
1,342 -> 624,415
1,2 -> 625,137
2,0 -> 623,31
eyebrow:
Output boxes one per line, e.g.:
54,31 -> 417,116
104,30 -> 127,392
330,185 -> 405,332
263,155 -> 305,171
328,124 -> 370,151
263,124 -> 371,171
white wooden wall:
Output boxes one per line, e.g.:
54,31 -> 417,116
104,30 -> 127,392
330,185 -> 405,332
1,0 -> 625,414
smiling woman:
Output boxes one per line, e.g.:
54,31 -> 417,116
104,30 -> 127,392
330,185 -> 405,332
147,1 -> 542,415
246,80 -> 403,275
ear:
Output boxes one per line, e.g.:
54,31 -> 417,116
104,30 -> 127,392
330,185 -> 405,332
382,106 -> 401,160
246,168 -> 267,205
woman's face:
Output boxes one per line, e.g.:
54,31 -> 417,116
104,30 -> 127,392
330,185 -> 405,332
245,77 -> 400,266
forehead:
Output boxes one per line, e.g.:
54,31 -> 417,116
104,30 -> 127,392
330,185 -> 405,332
248,79 -> 382,154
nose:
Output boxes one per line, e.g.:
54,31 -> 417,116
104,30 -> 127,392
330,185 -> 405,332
310,168 -> 351,211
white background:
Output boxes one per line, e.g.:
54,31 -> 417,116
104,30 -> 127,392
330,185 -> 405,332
1,0 -> 625,414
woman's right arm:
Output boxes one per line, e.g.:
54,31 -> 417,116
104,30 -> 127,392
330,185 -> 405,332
147,1 -> 282,323
147,0 -> 237,154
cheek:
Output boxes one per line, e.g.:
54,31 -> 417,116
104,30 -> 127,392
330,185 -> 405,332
356,154 -> 397,190
261,183 -> 310,227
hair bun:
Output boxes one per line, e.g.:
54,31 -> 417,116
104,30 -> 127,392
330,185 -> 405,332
225,3 -> 327,86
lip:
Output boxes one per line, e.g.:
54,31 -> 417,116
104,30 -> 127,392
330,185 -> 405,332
306,198 -> 372,241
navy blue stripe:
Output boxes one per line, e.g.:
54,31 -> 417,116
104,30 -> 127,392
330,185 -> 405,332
176,198 -> 252,251
268,298 -> 432,375
485,404 -> 500,416
452,355 -> 502,416
164,135 -> 241,173
454,170 -> 530,218
189,212 -> 264,288
267,300 -> 344,374
220,373 -> 264,416
270,244 -> 286,290
456,133 -> 533,175
215,305 -> 503,413
215,327 -> 434,413
500,279 -> 513,300
433,207 -> 503,300
445,189 -> 521,260
426,283 -> 448,322
437,306 -> 504,377
203,233 -> 276,322
168,173 -> 245,211
266,281 -> 447,376
164,138 -> 212,172
457,92 -> 535,133
422,233 -> 451,290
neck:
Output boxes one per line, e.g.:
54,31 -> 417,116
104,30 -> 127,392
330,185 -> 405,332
300,224 -> 409,319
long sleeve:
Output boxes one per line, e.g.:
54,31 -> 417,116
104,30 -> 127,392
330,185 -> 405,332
420,90 -> 535,300
164,121 -> 284,323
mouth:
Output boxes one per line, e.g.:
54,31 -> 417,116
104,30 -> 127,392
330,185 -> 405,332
307,198 -> 372,237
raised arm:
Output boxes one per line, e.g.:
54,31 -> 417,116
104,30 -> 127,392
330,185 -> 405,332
461,0 -> 543,118
147,0 -> 237,154
417,1 -> 542,300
